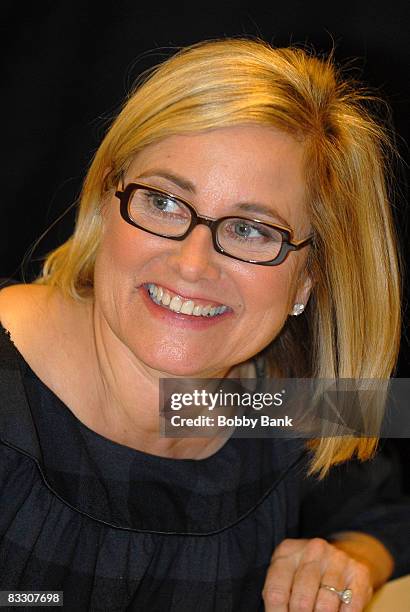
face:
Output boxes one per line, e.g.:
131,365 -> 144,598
94,125 -> 312,377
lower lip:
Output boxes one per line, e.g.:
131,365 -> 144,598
138,286 -> 232,329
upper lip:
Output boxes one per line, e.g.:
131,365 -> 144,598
141,282 -> 230,308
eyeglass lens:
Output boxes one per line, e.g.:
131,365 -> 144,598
127,187 -> 284,262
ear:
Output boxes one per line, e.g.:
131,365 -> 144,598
289,270 -> 314,316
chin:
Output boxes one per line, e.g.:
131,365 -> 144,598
140,350 -> 224,378
158,361 -> 221,379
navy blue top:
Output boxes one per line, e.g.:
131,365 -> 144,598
0,318 -> 409,611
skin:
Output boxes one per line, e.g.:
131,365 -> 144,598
95,125 -> 312,379
0,125 -> 393,610
86,125 -> 313,449
262,534 -> 394,611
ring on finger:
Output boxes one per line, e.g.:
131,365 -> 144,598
320,584 -> 353,605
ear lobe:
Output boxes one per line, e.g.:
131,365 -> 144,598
291,273 -> 314,315
298,274 -> 314,304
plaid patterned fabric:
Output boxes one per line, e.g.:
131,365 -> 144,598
0,323 -> 307,610
0,315 -> 409,610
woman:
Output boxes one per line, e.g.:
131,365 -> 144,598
0,38 -> 408,611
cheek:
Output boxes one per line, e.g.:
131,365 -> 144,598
229,265 -> 298,358
97,214 -> 153,279
241,264 -> 297,319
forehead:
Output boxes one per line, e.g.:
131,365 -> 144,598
125,125 -> 309,231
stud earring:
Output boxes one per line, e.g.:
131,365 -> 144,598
291,303 -> 305,316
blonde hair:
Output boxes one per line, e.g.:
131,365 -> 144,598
36,38 -> 403,475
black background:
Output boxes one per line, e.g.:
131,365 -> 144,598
1,2 -> 409,476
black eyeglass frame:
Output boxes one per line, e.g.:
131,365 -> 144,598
115,182 -> 314,266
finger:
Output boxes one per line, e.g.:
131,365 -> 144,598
263,554 -> 296,612
339,559 -> 373,612
315,549 -> 349,612
288,558 -> 321,612
272,538 -> 309,563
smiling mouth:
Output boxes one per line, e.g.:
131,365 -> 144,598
144,283 -> 229,318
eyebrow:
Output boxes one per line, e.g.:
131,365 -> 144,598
137,170 -> 196,194
135,169 -> 292,228
235,202 -> 291,228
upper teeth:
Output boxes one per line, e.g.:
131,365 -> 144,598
146,284 -> 228,317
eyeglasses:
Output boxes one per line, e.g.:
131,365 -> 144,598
115,182 -> 314,266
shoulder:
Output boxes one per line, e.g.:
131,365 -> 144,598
0,283 -> 56,340
0,284 -> 57,370
0,283 -> 90,367
0,283 -> 95,410
0,281 -> 53,312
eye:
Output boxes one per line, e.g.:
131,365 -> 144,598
147,192 -> 181,214
233,221 -> 268,239
134,188 -> 190,220
219,218 -> 283,246
217,218 -> 284,261
128,187 -> 192,229
223,219 -> 278,242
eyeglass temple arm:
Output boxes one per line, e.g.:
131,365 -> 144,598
289,234 -> 315,249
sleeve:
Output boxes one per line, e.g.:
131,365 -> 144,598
299,440 -> 410,579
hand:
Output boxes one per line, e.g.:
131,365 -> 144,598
262,537 -> 374,611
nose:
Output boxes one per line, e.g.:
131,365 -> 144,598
167,225 -> 221,282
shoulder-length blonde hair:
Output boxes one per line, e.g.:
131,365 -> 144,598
36,38 -> 403,475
